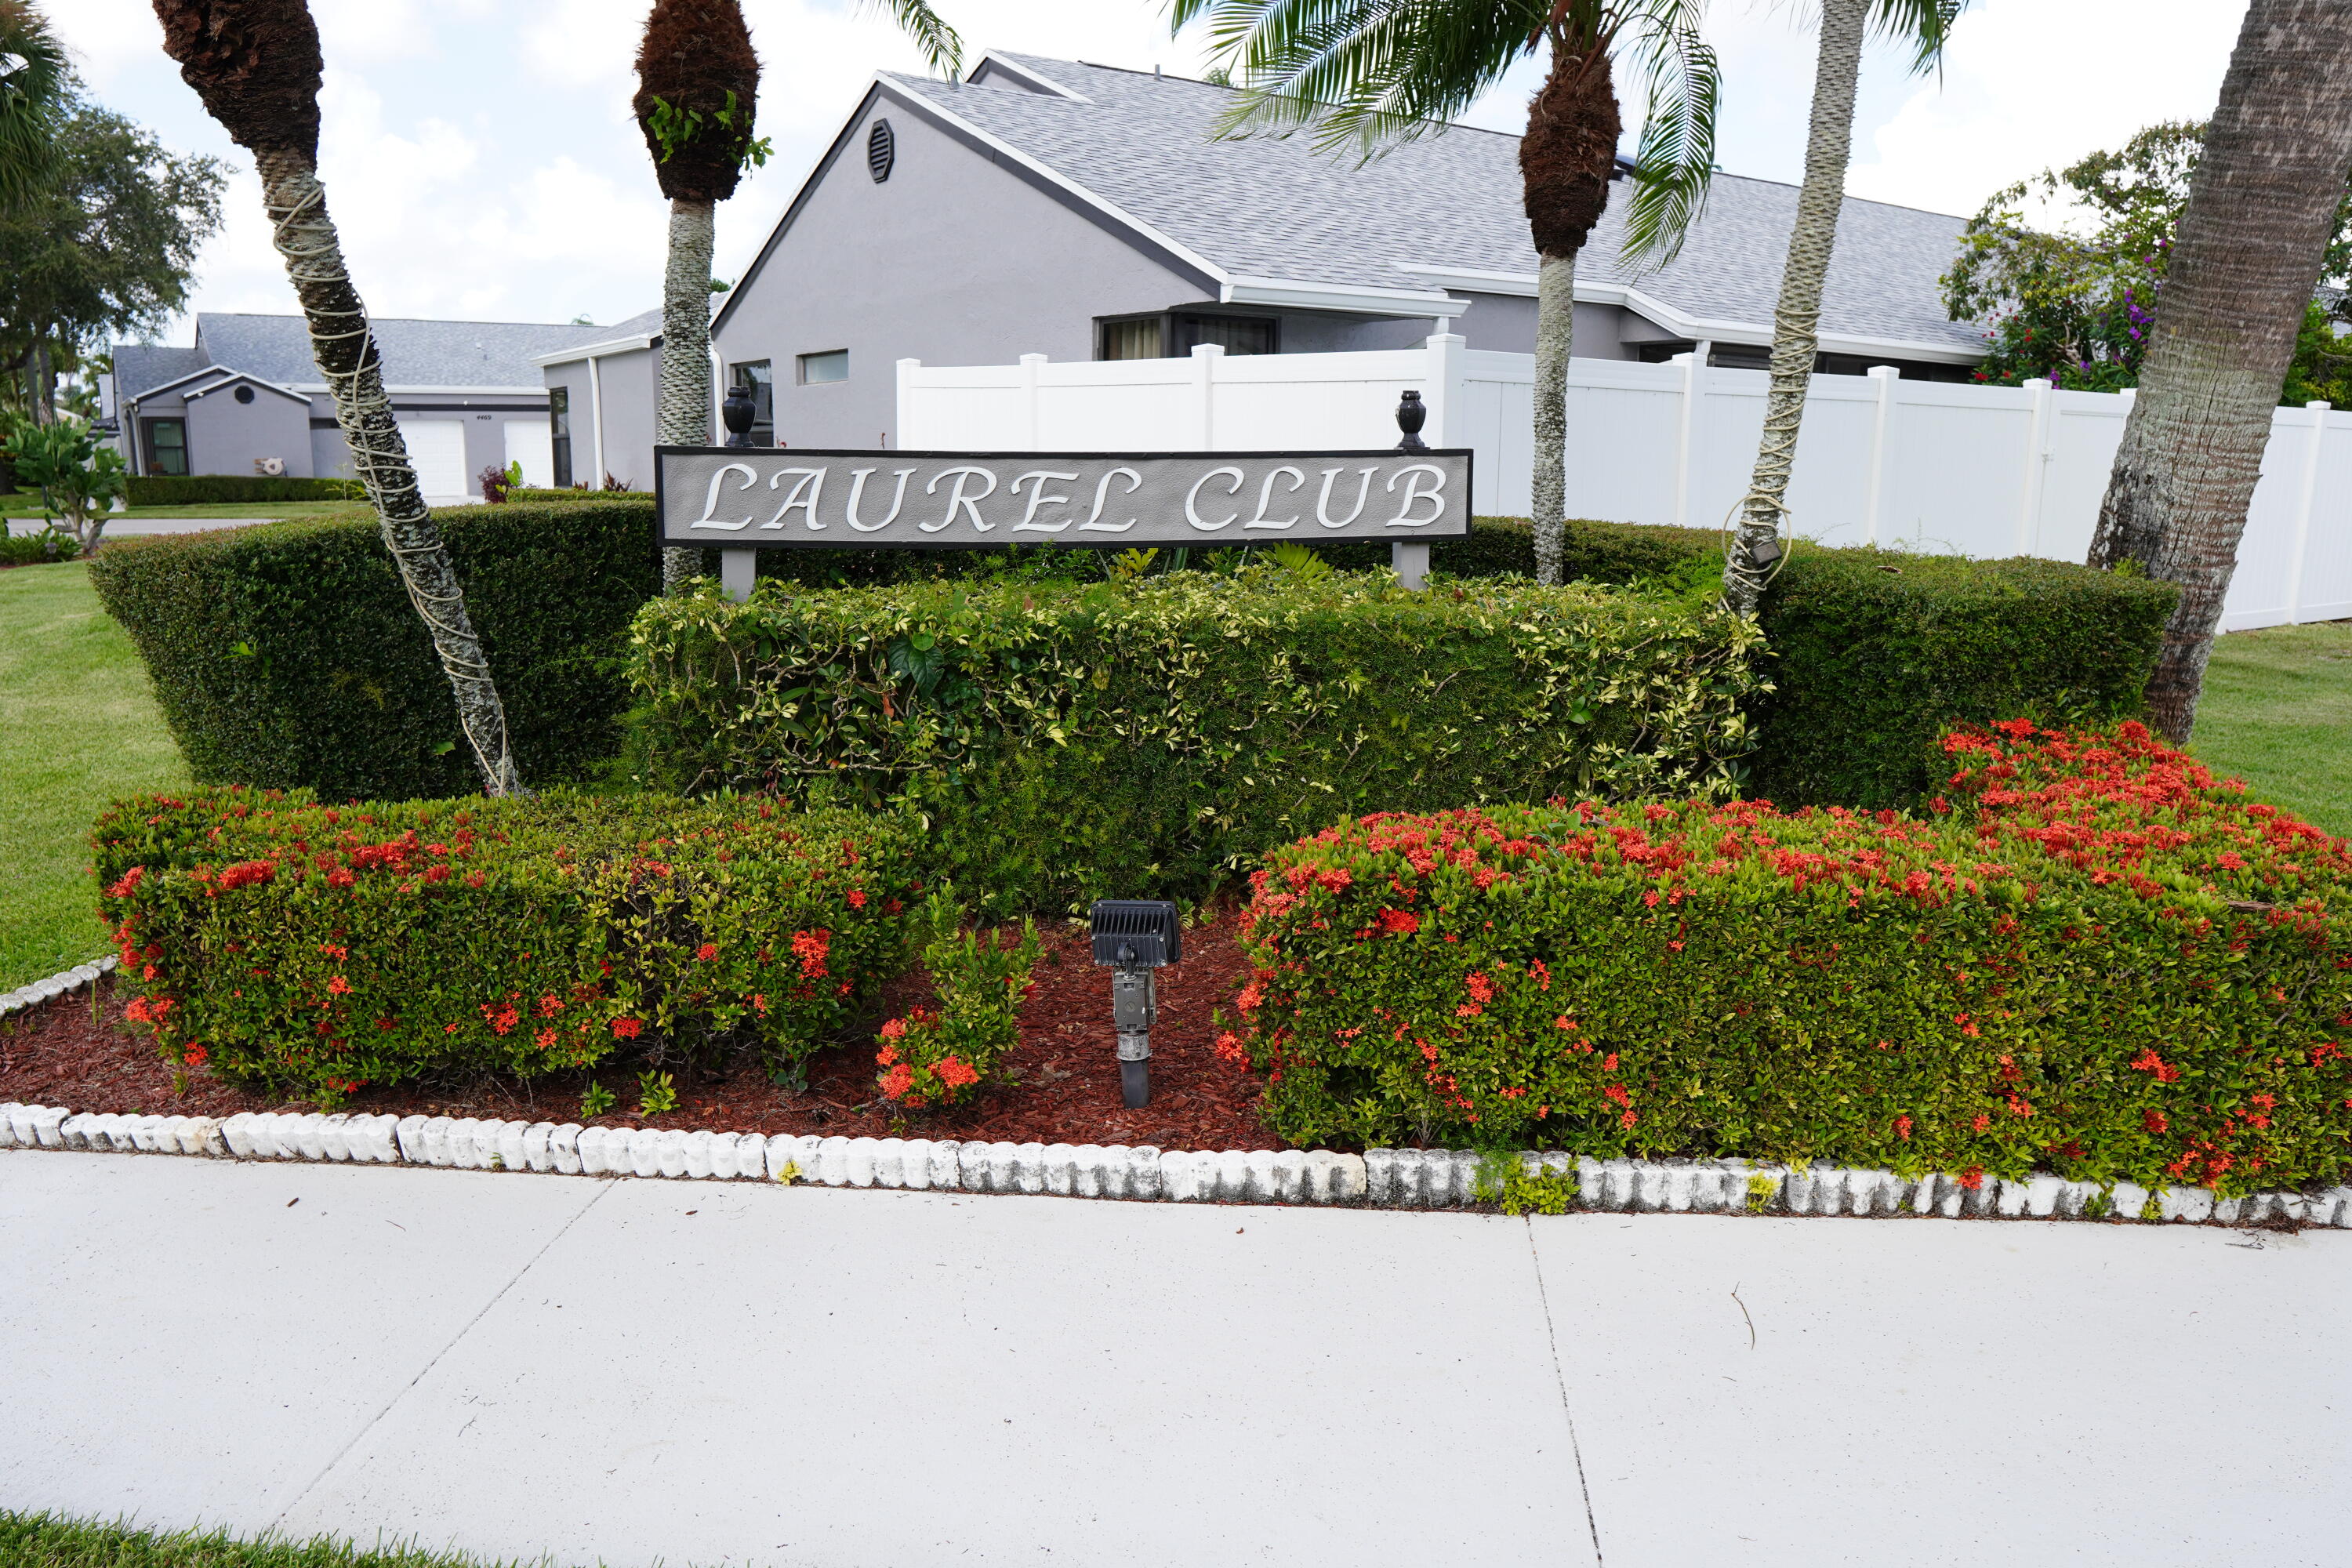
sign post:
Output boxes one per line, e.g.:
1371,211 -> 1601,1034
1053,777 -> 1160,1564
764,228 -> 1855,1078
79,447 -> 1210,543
659,445 -> 1473,601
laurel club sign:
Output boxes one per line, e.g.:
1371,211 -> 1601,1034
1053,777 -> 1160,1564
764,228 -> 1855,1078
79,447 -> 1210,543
659,445 -> 1470,560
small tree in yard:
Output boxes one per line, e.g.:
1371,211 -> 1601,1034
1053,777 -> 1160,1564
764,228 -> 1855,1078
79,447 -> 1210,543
2089,0 -> 2352,743
634,0 -> 960,594
1,415 -> 126,553
149,0 -> 527,797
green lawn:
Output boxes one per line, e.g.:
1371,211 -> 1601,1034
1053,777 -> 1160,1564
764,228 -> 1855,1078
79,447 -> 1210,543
0,1513 -> 514,1567
2188,619 -> 2352,837
0,561 -> 190,989
3,500 -> 363,522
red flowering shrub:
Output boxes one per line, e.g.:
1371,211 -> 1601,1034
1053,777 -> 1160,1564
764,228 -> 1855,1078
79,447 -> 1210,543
875,918 -> 1042,1109
1231,723 -> 2352,1195
93,788 -> 919,1103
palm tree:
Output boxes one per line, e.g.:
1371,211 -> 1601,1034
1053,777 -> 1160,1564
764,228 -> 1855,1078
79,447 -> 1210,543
1719,0 -> 1962,616
1172,0 -> 1720,585
0,0 -> 67,213
2087,0 -> 2352,742
151,0 -> 526,797
636,0 -> 961,594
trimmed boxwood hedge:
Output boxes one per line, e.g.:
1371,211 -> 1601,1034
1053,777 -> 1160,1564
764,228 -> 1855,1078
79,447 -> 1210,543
1232,722 -> 2352,1193
1468,518 -> 2177,808
94,786 -> 920,1102
89,500 -> 659,799
625,569 -> 1764,915
125,475 -> 362,506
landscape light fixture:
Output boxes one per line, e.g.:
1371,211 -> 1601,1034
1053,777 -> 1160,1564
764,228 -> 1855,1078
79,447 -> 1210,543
1088,899 -> 1181,1109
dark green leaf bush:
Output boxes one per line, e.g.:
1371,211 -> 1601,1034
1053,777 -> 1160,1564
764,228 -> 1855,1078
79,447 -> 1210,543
89,500 -> 659,798
0,528 -> 78,565
1461,517 -> 2177,806
1229,722 -> 2352,1194
93,787 -> 919,1102
625,570 -> 1764,915
124,475 -> 363,506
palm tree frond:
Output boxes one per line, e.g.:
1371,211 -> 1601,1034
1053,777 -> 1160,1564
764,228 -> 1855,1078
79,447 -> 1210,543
1868,0 -> 1965,75
1615,10 -> 1718,269
861,0 -> 964,78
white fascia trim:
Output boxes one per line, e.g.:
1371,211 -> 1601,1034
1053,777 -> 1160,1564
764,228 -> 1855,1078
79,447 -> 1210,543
129,365 -> 245,402
183,372 -> 310,404
528,337 -> 655,368
285,383 -> 558,397
1221,275 -> 1472,319
965,52 -> 1089,100
1394,263 -> 1983,365
886,74 -> 1232,291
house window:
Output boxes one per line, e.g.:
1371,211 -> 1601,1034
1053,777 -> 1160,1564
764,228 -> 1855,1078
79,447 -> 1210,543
549,387 -> 573,488
143,417 -> 188,476
1096,311 -> 1279,360
798,350 -> 848,385
730,360 -> 775,444
1099,316 -> 1163,361
1174,313 -> 1277,356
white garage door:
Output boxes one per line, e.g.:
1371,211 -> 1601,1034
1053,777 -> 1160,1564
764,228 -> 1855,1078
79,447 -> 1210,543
396,418 -> 469,500
504,418 -> 554,488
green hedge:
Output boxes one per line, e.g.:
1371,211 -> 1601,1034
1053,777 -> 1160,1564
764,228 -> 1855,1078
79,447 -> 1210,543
626,569 -> 1764,915
125,474 -> 362,506
95,786 -> 920,1101
1232,722 -> 2352,1194
89,500 -> 659,799
1461,518 -> 2176,807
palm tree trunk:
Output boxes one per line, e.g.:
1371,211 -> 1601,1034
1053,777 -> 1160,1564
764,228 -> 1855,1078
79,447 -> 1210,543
659,196 -> 716,594
1530,251 -> 1575,585
28,337 -> 50,426
1721,0 -> 1867,616
254,145 -> 526,797
2088,0 -> 2352,742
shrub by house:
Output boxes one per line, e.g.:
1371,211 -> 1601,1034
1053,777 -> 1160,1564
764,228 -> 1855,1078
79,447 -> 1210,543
94,788 -> 919,1103
1228,723 -> 2352,1195
624,570 -> 1764,915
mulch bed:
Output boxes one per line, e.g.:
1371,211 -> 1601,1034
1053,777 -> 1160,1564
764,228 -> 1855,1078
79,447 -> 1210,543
0,909 -> 1278,1151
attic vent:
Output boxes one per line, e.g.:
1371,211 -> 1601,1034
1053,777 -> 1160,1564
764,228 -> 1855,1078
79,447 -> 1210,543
867,118 -> 895,183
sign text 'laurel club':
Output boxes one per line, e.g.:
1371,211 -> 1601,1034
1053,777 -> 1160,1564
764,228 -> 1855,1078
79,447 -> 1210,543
655,448 -> 1473,550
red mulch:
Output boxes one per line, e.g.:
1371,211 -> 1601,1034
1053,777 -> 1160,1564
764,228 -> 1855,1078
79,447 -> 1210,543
0,909 -> 1279,1150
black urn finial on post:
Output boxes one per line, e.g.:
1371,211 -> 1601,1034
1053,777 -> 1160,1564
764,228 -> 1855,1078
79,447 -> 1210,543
721,385 -> 757,448
1395,389 -> 1431,454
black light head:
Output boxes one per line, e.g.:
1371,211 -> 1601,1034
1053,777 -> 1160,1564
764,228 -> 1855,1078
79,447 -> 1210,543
1089,899 -> 1181,968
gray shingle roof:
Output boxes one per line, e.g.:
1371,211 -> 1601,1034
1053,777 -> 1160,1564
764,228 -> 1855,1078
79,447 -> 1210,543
114,343 -> 210,400
187,313 -> 629,388
889,53 -> 1984,354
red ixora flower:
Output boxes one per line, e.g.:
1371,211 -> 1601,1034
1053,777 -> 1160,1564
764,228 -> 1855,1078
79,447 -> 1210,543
879,1017 -> 907,1040
610,1016 -> 643,1040
695,942 -> 719,962
937,1056 -> 980,1089
847,889 -> 867,909
182,1044 -> 209,1068
1895,1114 -> 1914,1140
326,975 -> 352,996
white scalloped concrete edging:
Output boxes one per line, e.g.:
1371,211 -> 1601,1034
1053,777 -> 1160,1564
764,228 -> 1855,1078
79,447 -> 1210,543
0,954 -> 116,1017
5,1099 -> 2348,1227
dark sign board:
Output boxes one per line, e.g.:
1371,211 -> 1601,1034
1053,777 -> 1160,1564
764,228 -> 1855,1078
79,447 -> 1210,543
655,447 -> 1473,550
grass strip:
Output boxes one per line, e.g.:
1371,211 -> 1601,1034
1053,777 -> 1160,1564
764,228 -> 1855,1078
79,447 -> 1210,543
0,1512 -> 524,1567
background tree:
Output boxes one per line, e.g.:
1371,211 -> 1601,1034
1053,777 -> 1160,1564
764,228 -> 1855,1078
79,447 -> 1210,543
1942,119 -> 2352,400
0,0 -> 67,214
2088,0 -> 2352,743
1719,0 -> 1962,616
151,0 -> 527,797
2,415 -> 127,552
0,94 -> 225,422
1171,0 -> 1719,585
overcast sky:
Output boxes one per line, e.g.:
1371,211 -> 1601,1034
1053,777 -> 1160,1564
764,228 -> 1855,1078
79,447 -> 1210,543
55,0 -> 2252,343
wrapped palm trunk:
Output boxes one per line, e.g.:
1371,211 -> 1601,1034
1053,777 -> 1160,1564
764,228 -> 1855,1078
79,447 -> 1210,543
1721,0 -> 1867,618
256,146 -> 524,795
658,197 -> 716,593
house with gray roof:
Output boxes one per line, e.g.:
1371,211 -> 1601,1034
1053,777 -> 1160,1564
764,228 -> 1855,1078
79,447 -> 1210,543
103,310 -> 655,499
702,49 -> 1987,454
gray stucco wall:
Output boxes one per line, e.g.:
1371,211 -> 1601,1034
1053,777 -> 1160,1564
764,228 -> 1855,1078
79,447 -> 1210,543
714,91 -> 1198,450
178,383 -> 314,477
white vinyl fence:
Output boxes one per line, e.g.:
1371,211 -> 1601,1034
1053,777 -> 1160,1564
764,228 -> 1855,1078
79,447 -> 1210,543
898,336 -> 2352,631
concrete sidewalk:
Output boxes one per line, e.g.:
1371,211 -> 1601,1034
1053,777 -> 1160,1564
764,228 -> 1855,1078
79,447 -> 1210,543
2,1149 -> 2344,1567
